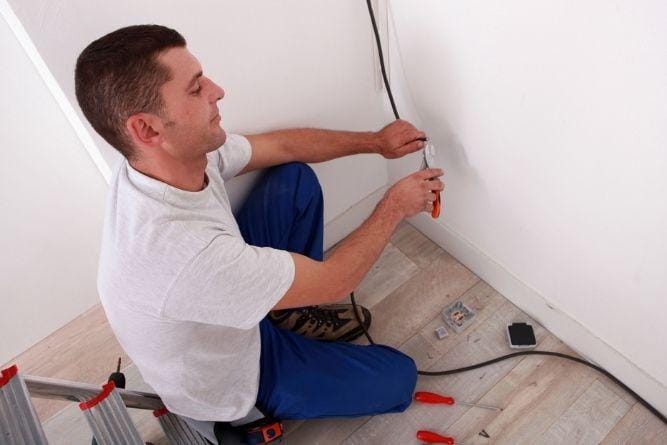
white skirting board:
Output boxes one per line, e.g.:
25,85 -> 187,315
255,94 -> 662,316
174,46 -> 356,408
409,213 -> 667,416
323,186 -> 387,251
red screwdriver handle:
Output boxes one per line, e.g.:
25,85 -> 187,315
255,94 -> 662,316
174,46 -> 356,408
414,391 -> 455,405
416,430 -> 455,445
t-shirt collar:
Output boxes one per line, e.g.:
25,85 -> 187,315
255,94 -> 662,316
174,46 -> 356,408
125,160 -> 213,207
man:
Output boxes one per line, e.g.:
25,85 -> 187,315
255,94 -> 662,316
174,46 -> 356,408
76,25 -> 444,425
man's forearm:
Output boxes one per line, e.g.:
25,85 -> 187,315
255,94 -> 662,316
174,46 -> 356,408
270,128 -> 382,163
323,197 -> 403,300
242,121 -> 425,174
276,167 -> 442,309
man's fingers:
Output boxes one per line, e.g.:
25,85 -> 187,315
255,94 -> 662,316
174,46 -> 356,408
381,119 -> 427,157
402,130 -> 427,146
427,179 -> 444,191
390,120 -> 425,143
418,168 -> 444,179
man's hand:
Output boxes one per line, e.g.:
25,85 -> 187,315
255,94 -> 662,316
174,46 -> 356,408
383,168 -> 445,219
376,119 -> 427,159
276,166 -> 445,309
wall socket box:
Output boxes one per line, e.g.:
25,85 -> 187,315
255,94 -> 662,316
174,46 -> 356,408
442,301 -> 476,333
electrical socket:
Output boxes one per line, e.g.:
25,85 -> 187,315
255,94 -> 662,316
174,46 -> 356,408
442,301 -> 476,333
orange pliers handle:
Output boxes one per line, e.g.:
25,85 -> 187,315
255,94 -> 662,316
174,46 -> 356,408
431,192 -> 441,218
421,140 -> 441,219
414,391 -> 455,405
417,430 -> 455,445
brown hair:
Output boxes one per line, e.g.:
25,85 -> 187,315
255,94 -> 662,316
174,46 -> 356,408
75,25 -> 186,160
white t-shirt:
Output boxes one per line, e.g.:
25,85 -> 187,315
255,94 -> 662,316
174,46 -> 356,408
97,134 -> 295,421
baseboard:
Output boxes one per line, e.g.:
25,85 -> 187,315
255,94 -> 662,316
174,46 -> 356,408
409,213 -> 667,416
323,186 -> 387,251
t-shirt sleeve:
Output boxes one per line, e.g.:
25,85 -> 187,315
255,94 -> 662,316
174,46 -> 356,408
214,134 -> 252,180
162,234 -> 295,329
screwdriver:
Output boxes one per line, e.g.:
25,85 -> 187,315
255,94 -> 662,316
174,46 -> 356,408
417,430 -> 463,445
108,357 -> 126,389
415,391 -> 502,411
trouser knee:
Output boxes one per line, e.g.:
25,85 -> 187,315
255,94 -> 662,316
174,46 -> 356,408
266,162 -> 322,216
372,346 -> 418,412
392,353 -> 418,407
268,162 -> 321,193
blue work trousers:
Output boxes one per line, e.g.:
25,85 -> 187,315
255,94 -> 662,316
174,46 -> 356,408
234,162 -> 417,420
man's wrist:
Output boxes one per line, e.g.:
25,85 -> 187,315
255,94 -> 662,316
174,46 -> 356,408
361,131 -> 383,155
376,193 -> 404,226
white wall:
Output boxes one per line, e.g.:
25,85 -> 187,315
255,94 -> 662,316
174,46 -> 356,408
9,0 -> 664,415
388,0 -> 667,412
6,0 -> 391,225
1,0 -> 394,364
0,11 -> 108,364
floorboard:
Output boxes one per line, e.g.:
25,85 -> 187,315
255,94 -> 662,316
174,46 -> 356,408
540,380 -> 630,444
601,402 -> 667,445
6,222 -> 663,444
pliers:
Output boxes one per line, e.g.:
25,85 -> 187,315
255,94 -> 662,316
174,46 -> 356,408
420,140 -> 441,218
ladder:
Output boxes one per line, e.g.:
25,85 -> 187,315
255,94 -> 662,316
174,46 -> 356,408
0,364 -> 215,444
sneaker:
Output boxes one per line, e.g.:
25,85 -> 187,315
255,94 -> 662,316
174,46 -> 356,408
268,304 -> 372,342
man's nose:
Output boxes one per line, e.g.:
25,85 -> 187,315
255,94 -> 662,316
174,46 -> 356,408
212,82 -> 225,101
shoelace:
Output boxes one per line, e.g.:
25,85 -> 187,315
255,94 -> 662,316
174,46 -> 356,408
301,307 -> 344,329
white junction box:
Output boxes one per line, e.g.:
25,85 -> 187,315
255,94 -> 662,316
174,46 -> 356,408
434,326 -> 448,340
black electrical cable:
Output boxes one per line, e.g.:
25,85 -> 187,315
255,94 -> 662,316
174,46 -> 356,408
365,0 -> 400,120
362,0 -> 667,425
351,293 -> 666,424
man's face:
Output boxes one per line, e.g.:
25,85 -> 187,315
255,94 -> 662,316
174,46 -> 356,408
156,47 -> 226,158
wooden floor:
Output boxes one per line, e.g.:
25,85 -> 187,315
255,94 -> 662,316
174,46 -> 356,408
5,222 -> 666,444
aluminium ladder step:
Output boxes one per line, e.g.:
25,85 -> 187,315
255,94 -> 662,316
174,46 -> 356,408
1,364 -> 211,445
0,365 -> 48,445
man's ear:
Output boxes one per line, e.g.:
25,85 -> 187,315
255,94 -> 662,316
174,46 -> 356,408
126,113 -> 163,149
